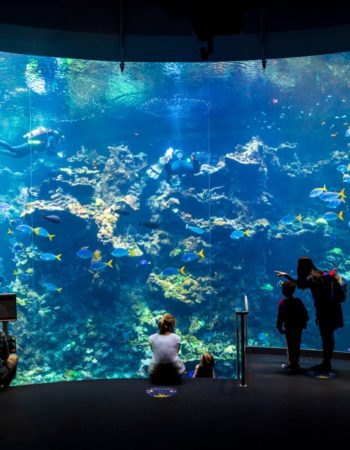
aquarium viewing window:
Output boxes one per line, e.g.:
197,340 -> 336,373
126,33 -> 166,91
0,50 -> 349,385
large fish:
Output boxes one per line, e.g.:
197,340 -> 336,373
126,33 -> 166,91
42,214 -> 61,224
139,221 -> 160,229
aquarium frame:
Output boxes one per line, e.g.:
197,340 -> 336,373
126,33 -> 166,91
235,294 -> 249,388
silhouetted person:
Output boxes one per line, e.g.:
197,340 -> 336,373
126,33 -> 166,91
0,127 -> 64,158
148,313 -> 185,384
0,330 -> 18,388
276,256 -> 344,372
164,148 -> 200,184
276,280 -> 309,373
146,147 -> 200,186
193,352 -> 215,378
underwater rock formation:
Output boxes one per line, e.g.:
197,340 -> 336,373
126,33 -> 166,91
147,271 -> 217,305
95,145 -> 148,208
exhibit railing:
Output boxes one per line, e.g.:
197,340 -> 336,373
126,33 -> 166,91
235,294 -> 249,387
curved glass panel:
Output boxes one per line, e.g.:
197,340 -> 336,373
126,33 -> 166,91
0,52 -> 349,385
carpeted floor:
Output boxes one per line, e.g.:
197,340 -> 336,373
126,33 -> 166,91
0,352 -> 349,450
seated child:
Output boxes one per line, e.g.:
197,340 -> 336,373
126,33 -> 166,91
193,352 -> 215,378
276,280 -> 309,372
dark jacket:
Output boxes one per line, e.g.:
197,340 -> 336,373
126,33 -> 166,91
276,296 -> 309,332
0,331 -> 9,381
306,274 -> 344,329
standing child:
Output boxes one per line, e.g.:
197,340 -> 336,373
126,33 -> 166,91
276,281 -> 309,372
193,352 -> 215,378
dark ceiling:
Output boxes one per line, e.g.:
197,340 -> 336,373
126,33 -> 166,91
1,0 -> 350,62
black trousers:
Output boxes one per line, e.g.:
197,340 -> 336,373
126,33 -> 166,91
319,321 -> 335,364
150,363 -> 182,385
285,330 -> 302,366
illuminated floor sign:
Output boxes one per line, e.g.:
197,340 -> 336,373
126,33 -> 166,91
146,387 -> 178,398
307,370 -> 337,380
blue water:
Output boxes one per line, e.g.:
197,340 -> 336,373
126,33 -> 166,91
0,52 -> 349,385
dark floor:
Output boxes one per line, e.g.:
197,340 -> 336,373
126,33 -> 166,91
1,352 -> 349,450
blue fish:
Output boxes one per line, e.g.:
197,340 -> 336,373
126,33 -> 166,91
280,214 -> 302,224
322,211 -> 344,221
111,248 -> 129,257
76,247 -> 93,259
16,224 -> 33,234
320,192 -> 342,202
185,224 -> 205,235
280,215 -> 295,224
90,260 -> 113,271
181,249 -> 205,263
162,266 -> 185,276
309,186 -> 327,198
230,229 -> 250,239
41,282 -> 62,293
40,253 -> 62,261
181,253 -> 199,263
33,227 -> 55,241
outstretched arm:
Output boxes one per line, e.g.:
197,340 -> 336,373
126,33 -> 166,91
274,271 -> 296,282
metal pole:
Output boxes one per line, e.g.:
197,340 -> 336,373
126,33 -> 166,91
236,313 -> 241,380
260,0 -> 267,70
244,295 -> 249,347
235,295 -> 249,386
119,0 -> 125,72
240,314 -> 247,387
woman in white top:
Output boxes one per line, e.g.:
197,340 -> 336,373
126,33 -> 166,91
148,313 -> 185,382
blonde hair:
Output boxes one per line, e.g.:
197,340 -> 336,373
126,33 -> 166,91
158,313 -> 176,334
